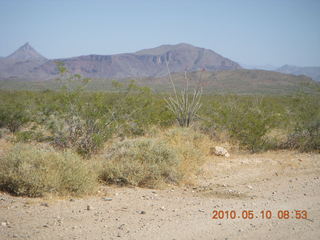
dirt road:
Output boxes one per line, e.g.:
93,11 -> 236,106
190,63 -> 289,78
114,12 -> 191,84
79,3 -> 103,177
1,151 -> 319,240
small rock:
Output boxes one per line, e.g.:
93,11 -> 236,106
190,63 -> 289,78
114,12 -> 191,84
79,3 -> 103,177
247,185 -> 253,190
211,146 -> 230,157
102,198 -> 113,201
40,202 -> 49,207
139,210 -> 146,214
43,224 -> 49,228
87,205 -> 93,210
118,224 -> 125,230
1,222 -> 7,227
70,199 -> 75,202
160,206 -> 165,211
13,234 -> 18,238
198,209 -> 205,212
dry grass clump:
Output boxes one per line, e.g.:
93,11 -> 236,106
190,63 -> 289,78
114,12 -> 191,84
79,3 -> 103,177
0,144 -> 97,197
99,138 -> 181,187
99,127 -> 212,187
160,127 -> 212,181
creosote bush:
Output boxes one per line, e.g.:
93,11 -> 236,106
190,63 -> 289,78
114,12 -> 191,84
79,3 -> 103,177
0,144 -> 97,197
202,96 -> 282,152
0,102 -> 30,133
99,138 -> 181,187
47,113 -> 112,157
284,93 -> 320,152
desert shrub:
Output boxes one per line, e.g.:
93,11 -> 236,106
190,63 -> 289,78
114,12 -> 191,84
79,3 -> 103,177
99,127 -> 211,188
15,130 -> 47,143
0,128 -> 10,139
284,93 -> 320,152
161,127 -> 210,178
0,144 -> 97,197
285,121 -> 320,152
109,81 -> 174,136
203,96 -> 282,152
40,63 -> 115,156
47,113 -> 113,157
99,138 -> 181,187
0,102 -> 30,133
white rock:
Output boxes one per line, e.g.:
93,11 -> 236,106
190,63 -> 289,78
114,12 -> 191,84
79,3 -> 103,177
212,146 -> 230,157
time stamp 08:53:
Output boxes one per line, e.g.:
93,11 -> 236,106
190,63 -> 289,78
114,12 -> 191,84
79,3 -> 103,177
212,210 -> 308,220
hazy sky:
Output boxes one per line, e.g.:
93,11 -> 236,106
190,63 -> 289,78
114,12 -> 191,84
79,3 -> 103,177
0,0 -> 319,66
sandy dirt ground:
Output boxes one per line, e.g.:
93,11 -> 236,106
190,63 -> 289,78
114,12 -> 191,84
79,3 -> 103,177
0,150 -> 319,240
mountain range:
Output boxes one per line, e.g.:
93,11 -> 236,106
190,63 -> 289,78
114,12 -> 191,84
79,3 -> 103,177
276,65 -> 320,82
241,63 -> 320,82
0,43 -> 319,94
0,43 -> 241,81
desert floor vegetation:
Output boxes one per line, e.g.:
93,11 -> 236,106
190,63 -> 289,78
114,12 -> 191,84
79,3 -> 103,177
0,79 -> 319,197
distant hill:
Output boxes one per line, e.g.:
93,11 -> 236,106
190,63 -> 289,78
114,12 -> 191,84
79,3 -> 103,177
1,43 -> 319,94
276,65 -> 320,82
6,43 -> 47,62
0,43 -> 241,81
1,69 -> 317,95
241,63 -> 278,71
134,69 -> 317,94
0,43 -> 47,79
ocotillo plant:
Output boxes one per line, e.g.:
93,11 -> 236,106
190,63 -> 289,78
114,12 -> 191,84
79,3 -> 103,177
164,61 -> 203,127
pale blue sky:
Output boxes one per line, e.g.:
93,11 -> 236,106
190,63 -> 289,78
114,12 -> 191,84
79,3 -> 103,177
0,0 -> 319,66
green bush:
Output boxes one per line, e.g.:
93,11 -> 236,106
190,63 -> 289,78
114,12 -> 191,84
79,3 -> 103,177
0,102 -> 30,133
99,138 -> 181,187
285,121 -> 320,152
15,130 -> 46,143
203,96 -> 282,152
0,144 -> 97,197
283,93 -> 320,152
47,113 -> 113,157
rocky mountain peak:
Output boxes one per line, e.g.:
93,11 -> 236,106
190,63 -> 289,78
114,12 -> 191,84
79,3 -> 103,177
6,42 -> 47,62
